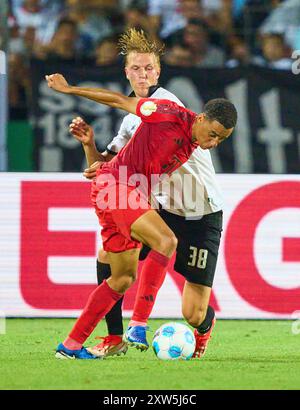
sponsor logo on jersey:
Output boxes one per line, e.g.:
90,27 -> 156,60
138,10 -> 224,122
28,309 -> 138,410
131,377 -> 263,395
140,101 -> 157,116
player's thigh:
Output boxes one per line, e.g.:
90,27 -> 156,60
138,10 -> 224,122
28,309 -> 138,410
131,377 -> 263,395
98,248 -> 109,263
106,248 -> 140,293
107,248 -> 140,278
130,209 -> 177,254
181,281 -> 211,321
99,244 -> 148,264
160,210 -> 223,287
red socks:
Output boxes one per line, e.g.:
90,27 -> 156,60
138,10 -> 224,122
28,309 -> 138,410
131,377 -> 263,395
67,280 -> 123,345
64,250 -> 171,347
130,250 -> 170,325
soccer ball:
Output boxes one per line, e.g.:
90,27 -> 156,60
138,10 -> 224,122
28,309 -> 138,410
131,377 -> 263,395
152,322 -> 195,361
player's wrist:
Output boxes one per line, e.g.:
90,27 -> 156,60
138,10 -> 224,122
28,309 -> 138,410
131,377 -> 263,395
81,139 -> 95,147
65,85 -> 75,94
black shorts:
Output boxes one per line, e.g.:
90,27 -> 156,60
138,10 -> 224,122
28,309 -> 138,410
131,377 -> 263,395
139,210 -> 223,287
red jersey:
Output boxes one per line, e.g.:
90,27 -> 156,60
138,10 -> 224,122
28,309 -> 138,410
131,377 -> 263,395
99,98 -> 197,186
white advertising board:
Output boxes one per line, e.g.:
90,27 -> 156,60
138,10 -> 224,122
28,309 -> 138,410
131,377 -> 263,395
0,173 -> 299,318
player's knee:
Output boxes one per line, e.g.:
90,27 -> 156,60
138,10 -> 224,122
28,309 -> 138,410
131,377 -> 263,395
114,273 -> 136,293
157,234 -> 178,256
168,234 -> 178,252
98,248 -> 109,264
183,308 -> 207,328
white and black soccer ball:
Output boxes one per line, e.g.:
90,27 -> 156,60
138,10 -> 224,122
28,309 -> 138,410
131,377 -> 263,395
152,322 -> 195,361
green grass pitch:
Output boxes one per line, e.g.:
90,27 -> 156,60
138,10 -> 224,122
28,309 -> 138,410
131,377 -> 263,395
1,319 -> 299,390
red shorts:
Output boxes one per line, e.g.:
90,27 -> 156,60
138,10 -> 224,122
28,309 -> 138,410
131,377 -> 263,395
91,180 -> 151,253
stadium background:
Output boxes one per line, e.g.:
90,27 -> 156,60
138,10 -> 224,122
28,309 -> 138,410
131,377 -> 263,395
1,0 -> 300,393
0,3 -> 300,320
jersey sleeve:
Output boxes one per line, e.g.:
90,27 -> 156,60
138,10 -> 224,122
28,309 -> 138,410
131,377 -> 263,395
106,115 -> 132,154
136,98 -> 183,124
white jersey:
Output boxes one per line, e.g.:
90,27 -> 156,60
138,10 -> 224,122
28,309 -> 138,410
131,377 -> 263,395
106,87 -> 223,217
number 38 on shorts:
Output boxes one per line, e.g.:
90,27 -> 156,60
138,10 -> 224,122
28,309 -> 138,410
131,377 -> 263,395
188,247 -> 208,269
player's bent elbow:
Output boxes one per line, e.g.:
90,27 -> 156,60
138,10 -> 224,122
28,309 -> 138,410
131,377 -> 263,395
115,95 -> 138,115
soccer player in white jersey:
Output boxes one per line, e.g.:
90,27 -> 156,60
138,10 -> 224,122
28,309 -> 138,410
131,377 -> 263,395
69,29 -> 226,359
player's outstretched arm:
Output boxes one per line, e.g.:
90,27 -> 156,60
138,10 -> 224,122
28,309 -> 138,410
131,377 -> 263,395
83,161 -> 102,180
69,117 -> 106,167
45,73 -> 139,114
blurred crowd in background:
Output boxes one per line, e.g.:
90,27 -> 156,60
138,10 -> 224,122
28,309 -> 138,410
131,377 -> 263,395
1,0 -> 300,119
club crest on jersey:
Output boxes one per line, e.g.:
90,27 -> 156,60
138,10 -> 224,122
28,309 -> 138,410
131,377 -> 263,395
140,101 -> 157,116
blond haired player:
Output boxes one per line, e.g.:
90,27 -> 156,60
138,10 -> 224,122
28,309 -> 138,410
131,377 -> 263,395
46,30 -> 237,360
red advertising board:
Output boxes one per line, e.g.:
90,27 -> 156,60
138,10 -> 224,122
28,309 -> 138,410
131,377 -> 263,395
0,173 -> 299,318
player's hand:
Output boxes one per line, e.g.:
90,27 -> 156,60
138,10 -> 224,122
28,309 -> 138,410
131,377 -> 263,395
83,161 -> 102,180
45,73 -> 71,93
69,117 -> 94,145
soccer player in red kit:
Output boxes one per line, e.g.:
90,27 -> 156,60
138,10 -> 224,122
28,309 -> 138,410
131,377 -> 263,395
46,73 -> 237,359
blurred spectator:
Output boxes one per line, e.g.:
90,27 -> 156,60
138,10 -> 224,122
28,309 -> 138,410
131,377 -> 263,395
94,35 -> 120,66
124,0 -> 154,35
181,0 -> 231,33
147,0 -> 187,40
65,0 -> 117,55
163,42 -> 195,67
13,0 -> 45,28
34,18 -> 83,61
226,35 -> 252,66
10,0 -> 63,15
12,0 -> 61,44
8,52 -> 30,118
180,0 -> 207,21
147,0 -> 233,48
182,19 -> 225,67
0,0 -> 9,50
253,32 -> 292,69
8,19 -> 24,55
22,26 -> 36,56
8,15 -> 38,59
260,0 -> 300,50
235,0 -> 280,51
199,0 -> 234,47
